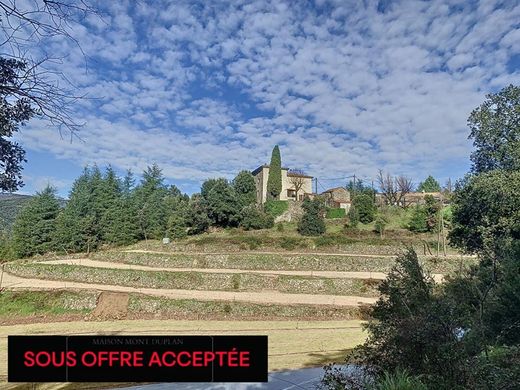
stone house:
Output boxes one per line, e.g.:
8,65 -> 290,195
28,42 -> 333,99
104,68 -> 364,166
252,165 -> 313,204
321,187 -> 351,210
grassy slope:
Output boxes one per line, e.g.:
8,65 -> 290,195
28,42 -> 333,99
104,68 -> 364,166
0,290 -> 96,317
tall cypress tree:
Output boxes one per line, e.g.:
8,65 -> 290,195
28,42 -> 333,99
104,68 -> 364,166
12,186 -> 61,257
266,145 -> 282,200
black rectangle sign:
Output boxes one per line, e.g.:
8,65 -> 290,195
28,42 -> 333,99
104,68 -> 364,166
8,335 -> 268,382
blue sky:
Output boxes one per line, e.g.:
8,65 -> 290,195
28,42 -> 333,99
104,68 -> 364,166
12,0 -> 520,197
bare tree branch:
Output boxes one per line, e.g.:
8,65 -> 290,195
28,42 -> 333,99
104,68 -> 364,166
377,169 -> 414,208
288,169 -> 306,200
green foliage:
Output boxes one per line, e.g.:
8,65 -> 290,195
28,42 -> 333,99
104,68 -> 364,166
12,186 -> 61,257
233,170 -> 257,207
0,229 -> 15,261
239,205 -> 274,230
353,194 -> 376,223
417,175 -> 441,192
0,194 -> 34,231
354,249 -> 465,388
466,346 -> 520,390
347,204 -> 359,228
203,179 -> 240,227
279,237 -> 306,250
347,180 -> 375,197
133,164 -> 169,240
266,145 -> 282,199
264,200 -> 288,217
325,208 -> 346,219
186,194 -> 211,234
298,198 -> 326,236
0,58 -> 34,192
276,223 -> 284,232
449,170 -> 520,253
408,205 -> 428,232
407,196 -> 441,233
201,178 -> 228,199
369,369 -> 427,390
468,84 -> 520,173
374,215 -> 388,237
167,214 -> 187,239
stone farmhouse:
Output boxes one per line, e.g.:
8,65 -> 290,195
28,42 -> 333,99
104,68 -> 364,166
252,165 -> 313,204
321,187 -> 351,211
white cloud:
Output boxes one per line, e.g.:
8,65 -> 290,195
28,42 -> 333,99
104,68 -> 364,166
14,0 -> 520,193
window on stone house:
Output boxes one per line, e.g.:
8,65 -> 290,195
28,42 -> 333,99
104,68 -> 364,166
287,189 -> 296,198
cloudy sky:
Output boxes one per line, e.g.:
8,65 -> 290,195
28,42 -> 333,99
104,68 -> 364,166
13,0 -> 520,196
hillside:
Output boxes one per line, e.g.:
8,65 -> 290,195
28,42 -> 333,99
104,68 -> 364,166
0,194 -> 33,231
0,193 -> 67,231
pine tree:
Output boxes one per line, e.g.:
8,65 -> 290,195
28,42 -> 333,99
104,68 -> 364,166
134,164 -> 168,240
100,166 -> 134,245
266,145 -> 282,200
12,186 -> 61,257
54,167 -> 103,253
417,176 -> 441,192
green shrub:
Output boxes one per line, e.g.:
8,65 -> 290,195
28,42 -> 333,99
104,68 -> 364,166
276,223 -> 284,232
264,200 -> 288,217
353,194 -> 376,224
239,205 -> 274,230
408,205 -> 428,232
279,237 -> 306,250
237,236 -> 262,250
298,198 -> 326,236
374,215 -> 388,238
231,274 -> 241,290
347,205 -> 360,228
370,369 -> 427,390
466,346 -> 520,390
314,235 -> 335,247
326,208 -> 346,219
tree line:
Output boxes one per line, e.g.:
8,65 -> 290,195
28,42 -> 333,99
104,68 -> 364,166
5,165 -> 276,258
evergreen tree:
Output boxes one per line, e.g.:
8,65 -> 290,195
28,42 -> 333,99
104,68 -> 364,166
352,194 -> 376,223
233,170 -> 257,207
164,186 -> 190,239
54,167 -> 103,253
99,166 -> 138,245
417,175 -> 441,192
408,205 -> 428,233
133,164 -> 169,240
201,178 -> 228,199
347,204 -> 360,228
12,186 -> 61,257
186,194 -> 211,234
266,145 -> 282,200
203,179 -> 240,227
298,197 -> 326,236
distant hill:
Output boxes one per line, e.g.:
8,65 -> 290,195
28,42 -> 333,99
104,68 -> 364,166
0,193 -> 67,231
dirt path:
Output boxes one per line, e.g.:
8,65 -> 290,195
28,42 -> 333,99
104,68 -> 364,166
1,271 -> 377,307
43,258 -> 445,282
125,248 -> 474,259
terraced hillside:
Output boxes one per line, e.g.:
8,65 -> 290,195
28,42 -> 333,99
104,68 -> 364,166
0,237 -> 476,381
